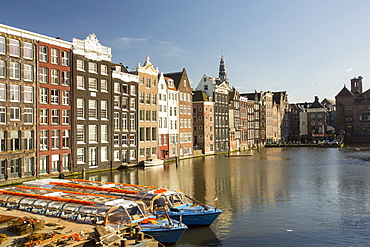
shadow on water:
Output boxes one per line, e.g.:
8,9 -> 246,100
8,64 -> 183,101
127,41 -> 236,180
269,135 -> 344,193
168,227 -> 221,247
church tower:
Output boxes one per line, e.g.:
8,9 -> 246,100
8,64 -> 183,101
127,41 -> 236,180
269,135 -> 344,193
218,51 -> 229,86
350,76 -> 363,94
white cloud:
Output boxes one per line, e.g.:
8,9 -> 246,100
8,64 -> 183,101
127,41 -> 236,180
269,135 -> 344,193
158,40 -> 186,57
346,68 -> 353,72
117,37 -> 146,47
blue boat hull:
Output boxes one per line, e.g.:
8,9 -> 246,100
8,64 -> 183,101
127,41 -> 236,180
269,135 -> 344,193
141,226 -> 187,244
169,209 -> 222,226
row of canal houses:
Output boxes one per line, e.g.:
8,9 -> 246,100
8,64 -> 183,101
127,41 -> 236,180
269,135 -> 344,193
0,23 -> 290,184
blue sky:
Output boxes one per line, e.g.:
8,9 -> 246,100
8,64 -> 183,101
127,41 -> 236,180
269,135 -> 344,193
2,0 -> 370,102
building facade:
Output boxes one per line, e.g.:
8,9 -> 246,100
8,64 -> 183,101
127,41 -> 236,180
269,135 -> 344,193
72,34 -> 112,172
0,24 -> 37,181
135,57 -> 159,162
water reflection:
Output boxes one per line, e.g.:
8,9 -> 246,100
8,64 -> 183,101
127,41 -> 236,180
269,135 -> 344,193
85,146 -> 370,246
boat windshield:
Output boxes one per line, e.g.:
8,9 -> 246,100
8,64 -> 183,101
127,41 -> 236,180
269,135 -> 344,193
107,206 -> 131,226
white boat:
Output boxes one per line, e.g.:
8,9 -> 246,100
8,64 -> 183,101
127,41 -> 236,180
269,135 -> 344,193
142,159 -> 164,167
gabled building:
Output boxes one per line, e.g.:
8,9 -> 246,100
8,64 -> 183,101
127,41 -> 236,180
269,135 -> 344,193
164,69 -> 192,158
72,34 -> 112,172
192,90 -> 215,155
37,36 -> 72,176
336,76 -> 370,142
165,76 -> 179,159
307,96 -> 327,140
195,55 -> 230,153
229,87 -> 241,151
134,57 -> 159,162
158,73 -> 169,160
165,69 -> 193,158
0,24 -> 38,181
111,64 -> 139,166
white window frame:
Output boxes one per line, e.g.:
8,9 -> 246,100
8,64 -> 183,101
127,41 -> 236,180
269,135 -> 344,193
10,84 -> 20,102
24,86 -> 33,103
39,67 -> 48,83
0,83 -> 6,101
23,42 -> 33,59
10,62 -> 20,80
24,64 -> 33,81
51,48 -> 59,64
24,108 -> 33,124
0,60 -> 6,78
39,46 -> 48,62
62,51 -> 69,66
9,39 -> 20,57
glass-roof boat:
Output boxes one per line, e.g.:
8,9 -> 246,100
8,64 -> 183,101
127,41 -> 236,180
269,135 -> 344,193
24,179 -> 222,226
0,186 -> 187,244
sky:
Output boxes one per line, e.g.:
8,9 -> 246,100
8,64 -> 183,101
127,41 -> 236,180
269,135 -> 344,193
2,0 -> 370,103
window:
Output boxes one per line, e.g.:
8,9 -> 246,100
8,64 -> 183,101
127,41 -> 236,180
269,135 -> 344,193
0,60 -> 5,78
76,60 -> 85,71
77,125 -> 85,143
114,134 -> 119,146
152,110 -> 157,122
9,39 -> 20,57
130,134 -> 135,146
151,127 -> 157,141
101,101 -> 108,119
101,147 -> 108,162
40,108 -> 48,124
10,62 -> 20,79
51,48 -> 59,64
146,78 -> 150,88
40,88 -> 48,104
89,147 -> 97,166
77,148 -> 85,164
39,46 -> 48,62
40,156 -> 48,174
130,85 -> 136,95
62,154 -> 70,171
10,158 -> 20,178
62,71 -> 70,86
114,150 -> 120,161
24,108 -> 33,124
139,109 -> 144,121
0,83 -> 6,101
122,134 -> 127,146
152,79 -> 156,87
23,86 -> 33,103
51,109 -> 59,125
77,99 -> 84,119
146,127 -> 150,141
62,110 -> 70,124
122,84 -> 128,94
122,113 -> 128,130
39,67 -> 48,83
101,79 -> 108,92
51,155 -> 59,173
139,127 -> 144,141
152,94 -> 157,105
89,62 -> 97,73
0,107 -> 5,124
23,42 -> 33,59
10,130 -> 20,151
0,131 -> 6,151
114,96 -> 120,108
51,89 -> 59,104
10,84 -> 20,102
24,157 -> 33,176
0,37 -> 5,54
51,69 -> 59,84
89,78 -> 98,91
146,110 -> 151,121
77,76 -> 85,89
122,97 -> 128,109
101,125 -> 108,142
101,64 -> 108,75
130,113 -> 135,130
114,112 -> 119,130
89,100 -> 97,119
114,82 -> 120,93
139,92 -> 144,103
10,107 -> 20,120
89,125 -> 97,142
52,130 -> 60,149
62,90 -> 70,105
24,64 -> 33,81
62,51 -> 69,66
146,93 -> 150,104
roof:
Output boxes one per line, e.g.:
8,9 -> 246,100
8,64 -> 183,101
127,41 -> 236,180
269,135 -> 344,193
335,86 -> 353,98
193,90 -> 209,102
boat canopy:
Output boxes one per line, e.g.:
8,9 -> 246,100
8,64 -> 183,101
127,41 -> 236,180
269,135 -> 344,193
0,187 -> 149,226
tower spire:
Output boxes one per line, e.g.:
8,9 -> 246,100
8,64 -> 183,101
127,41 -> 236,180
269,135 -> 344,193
219,47 -> 229,85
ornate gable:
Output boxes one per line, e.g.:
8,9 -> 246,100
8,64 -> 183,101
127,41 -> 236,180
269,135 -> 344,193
72,33 -> 112,61
137,56 -> 159,76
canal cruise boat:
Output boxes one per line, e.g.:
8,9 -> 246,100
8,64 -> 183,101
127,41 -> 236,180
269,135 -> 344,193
24,179 -> 222,226
0,185 -> 187,244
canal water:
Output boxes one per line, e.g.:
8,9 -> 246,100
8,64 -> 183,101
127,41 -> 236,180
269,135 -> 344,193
86,145 -> 370,246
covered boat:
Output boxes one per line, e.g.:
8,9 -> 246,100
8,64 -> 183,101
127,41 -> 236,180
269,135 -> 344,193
24,179 -> 222,226
0,186 -> 187,244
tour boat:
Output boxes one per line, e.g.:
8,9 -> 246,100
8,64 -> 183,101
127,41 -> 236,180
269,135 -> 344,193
0,186 -> 187,244
140,159 -> 164,167
24,179 -> 222,226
